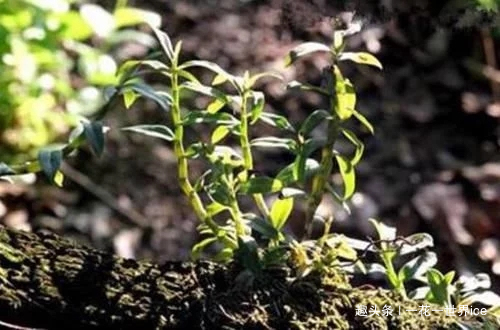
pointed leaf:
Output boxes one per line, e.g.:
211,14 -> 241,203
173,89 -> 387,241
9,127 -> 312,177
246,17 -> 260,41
239,176 -> 283,194
251,137 -> 297,151
207,98 -> 226,114
341,128 -> 364,165
152,27 -> 174,60
54,170 -> 64,187
397,233 -> 434,255
270,197 -> 294,230
121,125 -> 174,141
183,111 -> 238,126
38,148 -> 63,182
259,112 -> 295,132
245,214 -> 279,240
398,251 -> 438,282
276,159 -> 319,185
335,154 -> 356,200
353,110 -> 374,134
123,89 -> 138,109
192,237 -> 218,260
179,60 -> 240,91
128,82 -> 171,111
83,121 -> 105,156
249,91 -> 265,124
181,81 -> 229,103
339,52 -> 383,69
333,66 -> 356,120
246,71 -> 282,89
285,42 -> 331,67
299,109 -> 331,138
211,125 -> 231,144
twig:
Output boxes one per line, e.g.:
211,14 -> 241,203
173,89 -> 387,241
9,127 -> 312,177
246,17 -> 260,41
60,162 -> 149,229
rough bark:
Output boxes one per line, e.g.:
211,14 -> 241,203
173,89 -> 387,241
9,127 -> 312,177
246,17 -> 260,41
0,225 -> 484,329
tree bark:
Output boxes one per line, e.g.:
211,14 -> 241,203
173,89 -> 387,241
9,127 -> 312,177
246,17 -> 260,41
0,225 -> 480,330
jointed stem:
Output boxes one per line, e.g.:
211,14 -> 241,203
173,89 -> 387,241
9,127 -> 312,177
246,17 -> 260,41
240,91 -> 270,218
170,66 -> 236,249
303,67 -> 340,240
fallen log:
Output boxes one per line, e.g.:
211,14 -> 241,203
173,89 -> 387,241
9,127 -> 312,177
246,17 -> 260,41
0,225 -> 484,329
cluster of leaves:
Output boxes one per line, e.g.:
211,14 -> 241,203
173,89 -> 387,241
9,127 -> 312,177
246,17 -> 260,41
0,0 -> 160,162
347,219 -> 500,327
1,17 -> 499,327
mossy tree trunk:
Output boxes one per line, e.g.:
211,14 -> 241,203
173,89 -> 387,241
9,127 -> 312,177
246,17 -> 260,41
0,225 -> 470,329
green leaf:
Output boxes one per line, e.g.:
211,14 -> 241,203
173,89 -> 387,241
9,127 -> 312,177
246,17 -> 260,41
339,52 -> 383,70
326,236 -> 357,261
276,158 -> 319,185
270,197 -> 294,230
341,128 -> 364,165
284,42 -> 331,67
245,214 -> 279,240
38,148 -> 63,183
0,163 -> 15,176
235,236 -> 261,273
207,98 -> 226,114
183,111 -> 238,126
239,176 -> 283,194
53,170 -> 64,187
181,81 -> 229,103
114,7 -> 161,29
128,82 -> 171,111
212,74 -> 228,86
152,27 -> 174,60
123,89 -> 138,109
335,154 -> 356,200
249,91 -> 265,124
398,251 -> 437,282
251,137 -> 297,152
121,125 -> 174,142
206,202 -> 229,217
299,110 -> 331,138
259,112 -> 295,132
461,291 -> 500,308
211,125 -> 231,144
397,233 -> 434,255
294,139 -> 325,182
457,273 -> 491,293
286,80 -> 329,96
369,219 -> 397,241
333,66 -> 356,121
352,110 -> 374,134
280,188 -> 306,199
213,247 -> 234,263
333,30 -> 345,52
426,268 -> 449,306
192,237 -> 218,260
246,71 -> 282,89
206,182 -> 233,207
83,121 -> 105,157
179,60 -> 240,92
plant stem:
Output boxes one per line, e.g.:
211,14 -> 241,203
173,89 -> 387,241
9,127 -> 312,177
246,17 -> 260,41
240,91 -> 270,217
170,66 -> 236,249
114,0 -> 128,11
303,69 -> 340,240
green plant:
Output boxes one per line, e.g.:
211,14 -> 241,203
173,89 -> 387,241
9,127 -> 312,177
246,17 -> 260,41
355,219 -> 500,324
0,0 -> 160,163
1,18 -> 499,327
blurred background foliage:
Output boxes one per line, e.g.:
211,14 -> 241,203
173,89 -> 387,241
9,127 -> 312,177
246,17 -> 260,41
0,0 -> 159,163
